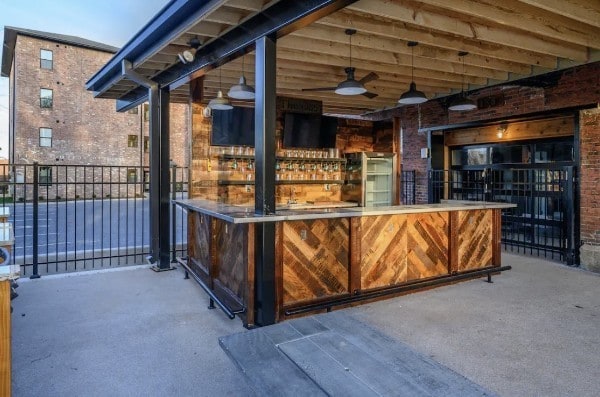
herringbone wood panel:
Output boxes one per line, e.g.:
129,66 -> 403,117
360,215 -> 408,290
283,219 -> 349,304
407,212 -> 449,280
188,212 -> 210,275
214,220 -> 247,301
457,210 -> 493,271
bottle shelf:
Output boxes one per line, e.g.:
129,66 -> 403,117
218,179 -> 344,186
219,154 -> 346,163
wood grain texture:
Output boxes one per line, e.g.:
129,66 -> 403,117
187,212 -> 210,276
0,281 -> 10,397
407,212 -> 449,280
492,209 -> 502,267
214,220 -> 248,304
349,218 -> 362,295
360,215 -> 408,290
457,210 -> 493,271
283,218 -> 349,304
445,116 -> 574,146
449,212 -> 459,274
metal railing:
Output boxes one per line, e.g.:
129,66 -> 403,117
427,167 -> 577,264
0,163 -> 188,276
400,170 -> 416,205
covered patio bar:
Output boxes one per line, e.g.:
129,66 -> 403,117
86,0 -> 600,327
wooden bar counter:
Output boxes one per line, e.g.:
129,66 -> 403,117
176,199 -> 515,327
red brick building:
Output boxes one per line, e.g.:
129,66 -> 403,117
1,27 -> 189,171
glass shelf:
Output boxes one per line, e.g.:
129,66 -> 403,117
218,179 -> 344,186
219,154 -> 346,163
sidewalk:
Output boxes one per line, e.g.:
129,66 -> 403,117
11,253 -> 600,396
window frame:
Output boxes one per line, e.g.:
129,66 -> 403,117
40,49 -> 53,70
40,88 -> 53,108
127,135 -> 139,148
39,127 -> 52,147
39,166 -> 52,186
127,169 -> 138,183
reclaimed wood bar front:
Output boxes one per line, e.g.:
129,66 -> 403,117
177,199 -> 514,327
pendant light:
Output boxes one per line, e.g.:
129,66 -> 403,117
208,67 -> 233,110
335,29 -> 367,95
398,41 -> 427,105
228,54 -> 255,100
448,51 -> 477,111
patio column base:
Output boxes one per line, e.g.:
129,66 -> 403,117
150,265 -> 175,272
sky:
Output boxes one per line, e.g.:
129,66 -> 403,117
0,0 -> 169,159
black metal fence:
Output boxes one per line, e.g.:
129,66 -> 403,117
0,163 -> 188,276
427,167 -> 577,264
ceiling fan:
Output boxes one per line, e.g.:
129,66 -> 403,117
302,29 -> 379,99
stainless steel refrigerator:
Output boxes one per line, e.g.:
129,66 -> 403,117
342,152 -> 397,207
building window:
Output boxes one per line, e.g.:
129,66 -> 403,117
143,104 -> 149,122
39,128 -> 52,147
40,49 -> 53,69
127,169 -> 137,183
39,166 -> 52,185
144,136 -> 149,153
127,135 -> 138,148
40,88 -> 53,108
128,107 -> 138,115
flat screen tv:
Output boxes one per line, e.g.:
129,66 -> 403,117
211,106 -> 255,147
320,116 -> 338,148
283,113 -> 338,148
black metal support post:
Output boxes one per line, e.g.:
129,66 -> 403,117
254,35 -> 277,326
171,163 -> 177,263
148,84 -> 161,265
30,162 -> 40,279
155,86 -> 172,271
121,59 -> 173,272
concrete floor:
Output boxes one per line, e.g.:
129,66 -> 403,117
11,253 -> 600,397
11,266 -> 252,397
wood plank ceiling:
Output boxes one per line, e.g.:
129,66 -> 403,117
111,0 -> 600,116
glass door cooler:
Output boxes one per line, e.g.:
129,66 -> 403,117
342,152 -> 397,207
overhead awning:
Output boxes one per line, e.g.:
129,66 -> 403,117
87,0 -> 600,116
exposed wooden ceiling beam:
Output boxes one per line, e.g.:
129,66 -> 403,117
416,0 -> 600,49
204,6 -> 247,25
218,57 -> 466,89
202,85 -> 392,107
221,54 -> 487,86
204,72 -> 448,101
293,24 -> 532,75
318,10 -> 557,68
278,36 -> 509,80
347,0 -> 587,61
185,20 -> 225,38
225,0 -> 268,12
209,66 -> 456,94
515,0 -> 600,29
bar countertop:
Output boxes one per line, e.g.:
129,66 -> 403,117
175,199 -> 516,224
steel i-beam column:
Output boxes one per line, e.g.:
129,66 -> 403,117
254,35 -> 277,326
157,87 -> 172,270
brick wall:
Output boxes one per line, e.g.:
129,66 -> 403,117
580,108 -> 600,245
12,35 -> 189,168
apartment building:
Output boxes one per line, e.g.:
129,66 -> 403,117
1,27 -> 189,178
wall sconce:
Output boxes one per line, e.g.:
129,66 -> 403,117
497,123 -> 508,139
178,37 -> 202,64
